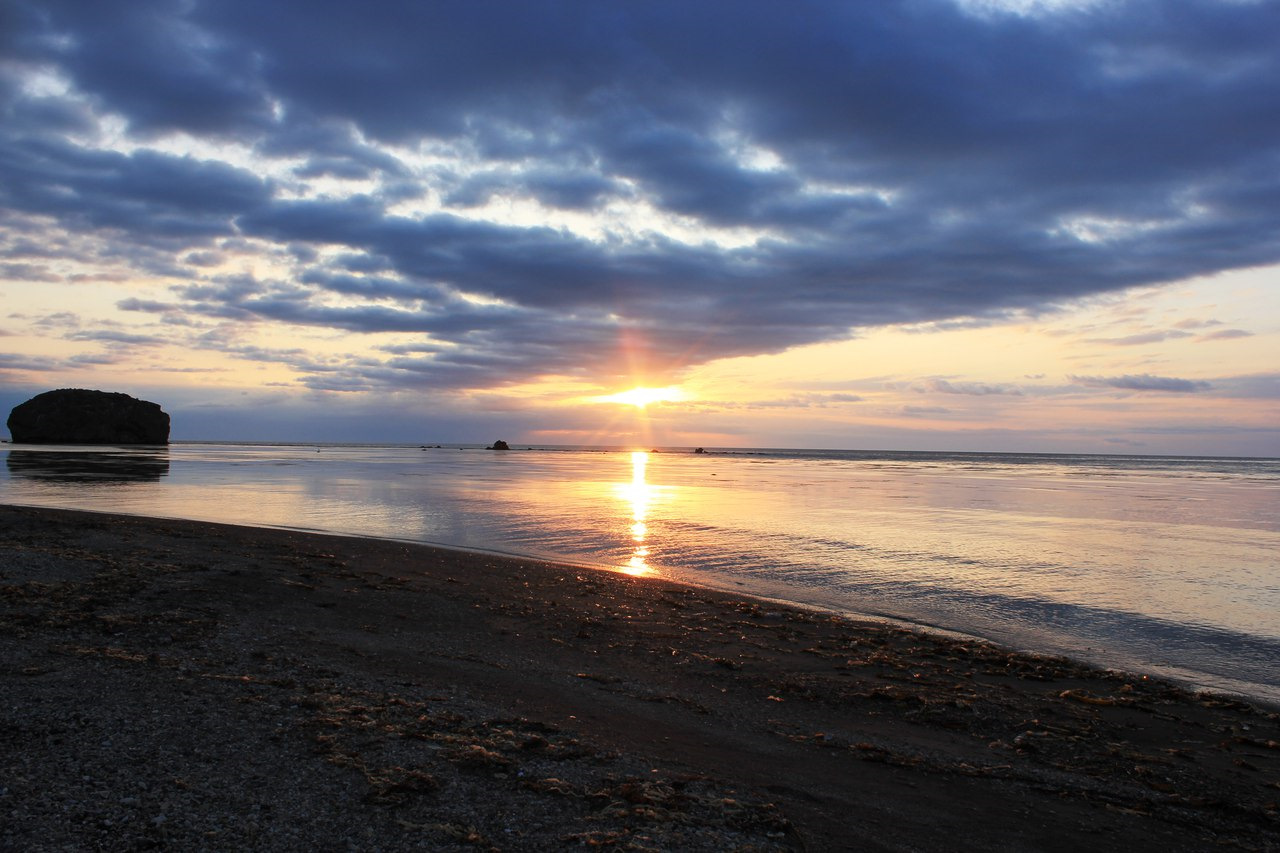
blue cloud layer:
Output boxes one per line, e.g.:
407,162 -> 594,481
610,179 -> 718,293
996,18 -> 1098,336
2,0 -> 1278,391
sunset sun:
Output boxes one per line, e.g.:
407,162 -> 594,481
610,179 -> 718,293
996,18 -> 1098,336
594,386 -> 686,409
1,3 -> 1277,846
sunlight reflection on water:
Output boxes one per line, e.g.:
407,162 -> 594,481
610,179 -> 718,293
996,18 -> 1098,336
618,451 -> 656,576
3,442 -> 1278,701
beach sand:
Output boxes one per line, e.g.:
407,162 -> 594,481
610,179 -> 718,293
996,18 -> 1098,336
1,504 -> 1277,851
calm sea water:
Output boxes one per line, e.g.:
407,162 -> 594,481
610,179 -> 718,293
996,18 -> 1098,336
3,442 -> 1278,703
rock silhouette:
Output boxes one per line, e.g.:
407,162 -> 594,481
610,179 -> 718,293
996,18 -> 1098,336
7,389 -> 170,445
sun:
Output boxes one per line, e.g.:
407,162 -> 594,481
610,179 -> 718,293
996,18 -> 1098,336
594,386 -> 686,409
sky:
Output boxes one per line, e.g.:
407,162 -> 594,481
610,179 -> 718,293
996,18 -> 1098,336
1,0 -> 1277,455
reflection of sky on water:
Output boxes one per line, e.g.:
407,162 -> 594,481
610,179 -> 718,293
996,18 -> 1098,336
2,442 -> 1278,701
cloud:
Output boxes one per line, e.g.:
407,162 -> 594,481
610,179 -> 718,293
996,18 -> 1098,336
2,0 -> 1279,393
446,168 -> 626,211
66,329 -> 166,346
1086,330 -> 1194,346
918,378 -> 1024,396
1204,373 -> 1280,400
1069,373 -> 1212,393
181,250 -> 224,268
765,392 -> 865,409
1172,318 -> 1223,330
0,353 -> 62,371
1197,328 -> 1253,341
901,405 -> 953,417
0,262 -> 61,282
67,352 -> 124,365
1102,436 -> 1147,447
31,312 -> 80,329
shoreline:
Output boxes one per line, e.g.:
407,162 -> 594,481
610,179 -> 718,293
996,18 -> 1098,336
3,503 -> 1278,850
7,498 -> 1275,708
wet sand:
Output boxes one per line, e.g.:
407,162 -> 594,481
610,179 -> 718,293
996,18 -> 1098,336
2,503 -> 1277,851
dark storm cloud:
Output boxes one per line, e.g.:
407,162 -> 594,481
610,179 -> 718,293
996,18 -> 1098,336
3,0 -> 273,137
296,270 -> 450,303
265,121 -> 412,183
181,251 -> 223,268
446,168 -> 625,211
0,134 -> 271,243
3,0 -> 1279,391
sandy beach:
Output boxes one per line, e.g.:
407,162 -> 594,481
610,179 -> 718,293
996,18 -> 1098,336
1,503 -> 1277,851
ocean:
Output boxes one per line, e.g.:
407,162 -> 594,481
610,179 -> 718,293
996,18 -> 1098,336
3,442 -> 1278,703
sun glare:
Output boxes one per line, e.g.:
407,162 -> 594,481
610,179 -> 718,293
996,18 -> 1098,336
620,451 -> 654,576
595,386 -> 686,409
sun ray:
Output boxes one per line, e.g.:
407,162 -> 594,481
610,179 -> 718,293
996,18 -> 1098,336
593,386 -> 686,409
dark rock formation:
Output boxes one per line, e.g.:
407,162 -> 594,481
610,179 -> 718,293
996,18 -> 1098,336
7,389 -> 170,445
488,440 -> 510,450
